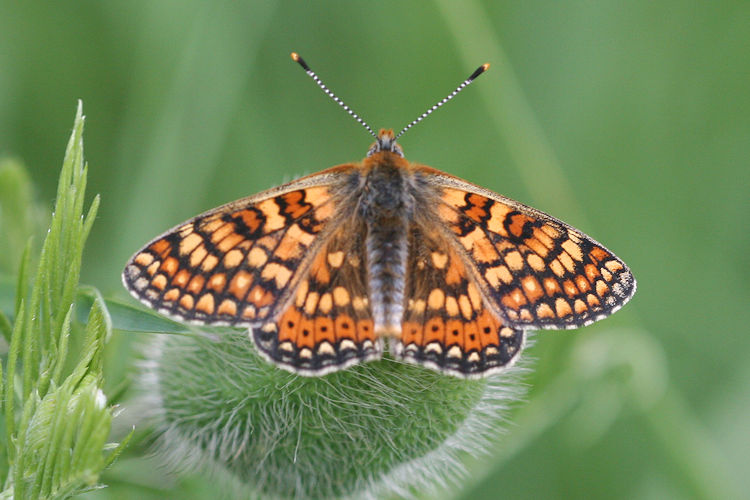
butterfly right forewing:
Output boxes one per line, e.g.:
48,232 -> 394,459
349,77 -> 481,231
419,168 -> 636,331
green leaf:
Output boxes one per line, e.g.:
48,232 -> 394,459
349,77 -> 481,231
76,289 -> 188,334
1,101 -> 128,498
4,299 -> 24,461
0,310 -> 11,346
0,280 -> 189,335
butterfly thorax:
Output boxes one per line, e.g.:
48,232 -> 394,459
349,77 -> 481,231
358,150 -> 415,336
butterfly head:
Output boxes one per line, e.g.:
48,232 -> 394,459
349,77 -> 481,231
367,129 -> 404,158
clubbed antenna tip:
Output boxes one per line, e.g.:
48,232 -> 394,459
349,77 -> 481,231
470,63 -> 491,81
290,52 -> 310,71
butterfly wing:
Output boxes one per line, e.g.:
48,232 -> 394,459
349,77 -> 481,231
123,165 -> 380,375
419,168 -> 636,331
393,225 -> 525,378
123,165 -> 356,326
253,217 -> 381,375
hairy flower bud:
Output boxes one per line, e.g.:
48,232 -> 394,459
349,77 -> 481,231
138,331 -> 525,499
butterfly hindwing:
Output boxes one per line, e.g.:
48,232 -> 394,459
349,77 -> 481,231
252,219 -> 382,375
421,169 -> 636,330
393,225 -> 525,378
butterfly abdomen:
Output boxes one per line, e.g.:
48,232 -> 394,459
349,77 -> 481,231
359,155 -> 415,336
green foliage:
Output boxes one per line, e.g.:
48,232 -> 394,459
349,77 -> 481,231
0,103 -> 129,499
2,2 -> 748,498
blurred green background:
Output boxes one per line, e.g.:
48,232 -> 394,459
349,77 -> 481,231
1,1 -> 748,499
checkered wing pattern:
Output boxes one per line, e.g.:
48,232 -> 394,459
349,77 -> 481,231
123,166 -> 353,326
423,170 -> 636,331
393,225 -> 524,378
252,219 -> 381,375
122,165 -> 383,375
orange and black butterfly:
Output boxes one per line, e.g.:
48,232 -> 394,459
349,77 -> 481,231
123,53 -> 635,378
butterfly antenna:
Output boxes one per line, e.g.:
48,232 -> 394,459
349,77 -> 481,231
291,52 -> 377,139
395,63 -> 490,141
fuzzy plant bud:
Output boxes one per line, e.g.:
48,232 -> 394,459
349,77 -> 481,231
138,331 -> 525,499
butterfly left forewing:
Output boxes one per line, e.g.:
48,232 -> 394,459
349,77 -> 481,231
418,168 -> 636,331
122,166 -> 357,327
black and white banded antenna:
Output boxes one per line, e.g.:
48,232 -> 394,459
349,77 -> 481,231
395,62 -> 490,141
291,52 -> 377,139
291,52 -> 490,143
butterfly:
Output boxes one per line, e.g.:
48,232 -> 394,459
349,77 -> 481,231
122,53 -> 636,378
